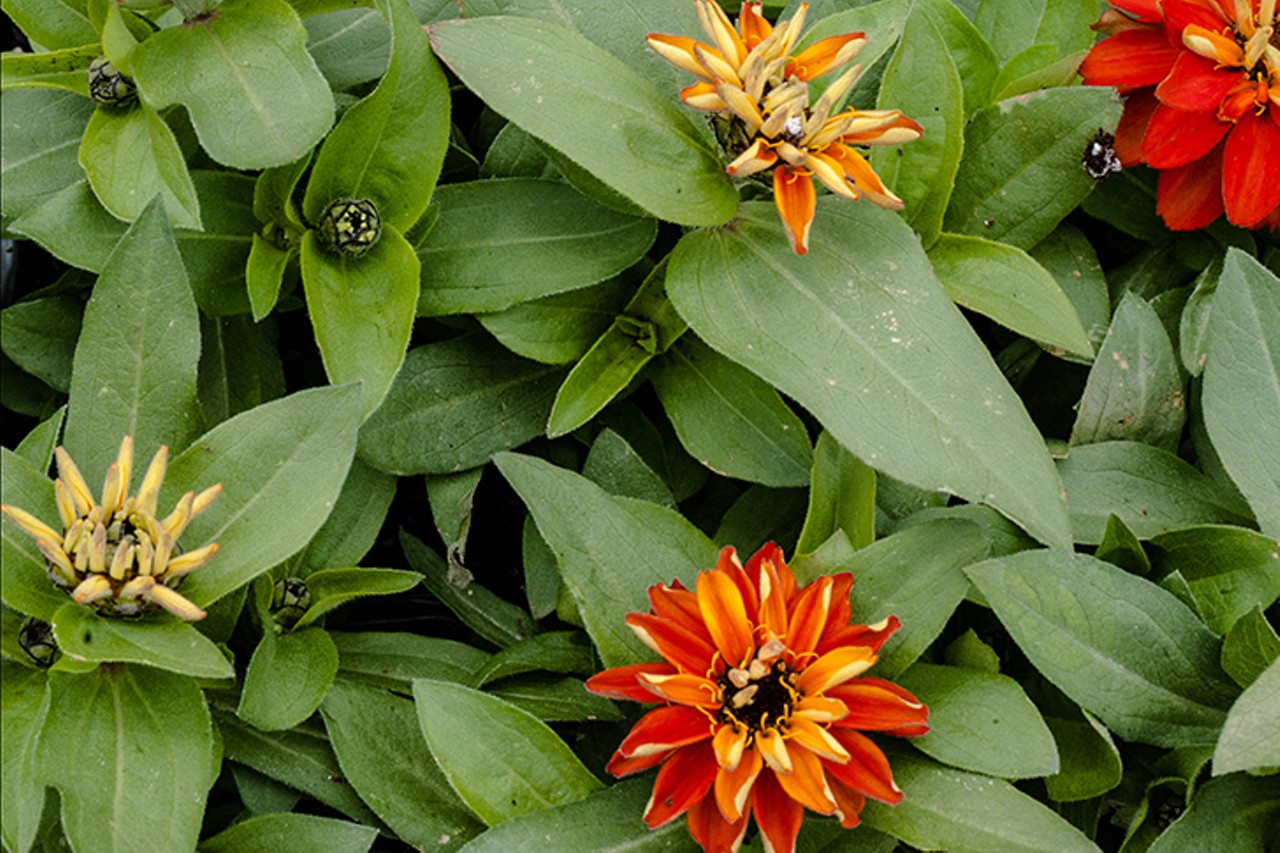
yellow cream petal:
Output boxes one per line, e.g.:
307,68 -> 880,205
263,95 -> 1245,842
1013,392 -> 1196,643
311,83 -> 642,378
646,33 -> 714,79
695,43 -> 742,86
163,492 -> 195,539
808,151 -> 860,201
72,574 -> 113,605
726,139 -> 779,177
756,726 -> 793,773
36,540 -> 77,586
160,543 -> 218,578
786,717 -> 850,762
795,645 -> 876,694
144,581 -> 206,621
54,480 -> 78,529
715,82 -> 764,130
713,722 -> 749,771
54,447 -> 94,515
135,445 -> 169,518
1,504 -> 64,547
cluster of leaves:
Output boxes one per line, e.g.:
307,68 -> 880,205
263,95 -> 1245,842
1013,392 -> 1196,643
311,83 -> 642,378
1,0 -> 1277,852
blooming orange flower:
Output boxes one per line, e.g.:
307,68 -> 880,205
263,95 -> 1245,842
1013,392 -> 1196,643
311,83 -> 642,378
1079,0 -> 1280,230
586,543 -> 928,853
648,2 -> 923,254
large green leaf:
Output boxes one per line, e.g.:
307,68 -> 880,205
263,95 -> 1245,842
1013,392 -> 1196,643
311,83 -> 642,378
966,550 -> 1237,747
928,233 -> 1092,357
1201,248 -> 1280,536
0,662 -> 48,853
795,432 -> 876,555
943,87 -> 1121,249
321,680 -> 484,850
1220,606 -> 1280,688
1148,526 -> 1280,636
7,180 -> 125,273
915,0 -> 998,115
332,630 -> 490,691
38,666 -> 214,853
428,16 -> 737,226
413,679 -> 603,826
358,335 -> 562,475
64,197 -> 202,484
0,88 -> 92,219
302,0 -> 448,232
129,0 -> 334,169
476,279 -> 632,365
160,384 -> 362,608
291,567 -> 421,629
1148,774 -> 1280,852
417,179 -> 656,316
1029,222 -> 1111,351
50,603 -> 235,679
301,226 -> 419,420
1,295 -> 81,393
1212,657 -> 1280,775
666,199 -> 1072,550
2,0 -> 96,49
495,452 -> 717,667
238,627 -> 339,731
0,44 -> 97,96
199,813 -> 377,853
0,449 -> 70,620
861,749 -> 1097,852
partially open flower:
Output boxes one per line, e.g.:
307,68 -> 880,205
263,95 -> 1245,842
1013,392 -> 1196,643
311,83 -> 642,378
1,436 -> 221,621
648,2 -> 923,254
587,543 -> 928,853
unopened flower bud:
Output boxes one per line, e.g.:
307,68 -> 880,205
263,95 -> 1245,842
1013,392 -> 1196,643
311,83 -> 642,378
317,198 -> 381,258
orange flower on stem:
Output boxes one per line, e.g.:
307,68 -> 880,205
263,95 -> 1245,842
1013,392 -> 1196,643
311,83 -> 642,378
648,2 -> 923,254
1080,0 -> 1280,230
586,543 -> 928,853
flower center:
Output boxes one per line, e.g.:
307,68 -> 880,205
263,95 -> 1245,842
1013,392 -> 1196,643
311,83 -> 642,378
717,643 -> 800,735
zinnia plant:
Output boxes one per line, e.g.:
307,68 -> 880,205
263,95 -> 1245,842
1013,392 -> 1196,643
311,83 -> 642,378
587,543 -> 928,852
647,1 -> 923,254
1079,0 -> 1280,230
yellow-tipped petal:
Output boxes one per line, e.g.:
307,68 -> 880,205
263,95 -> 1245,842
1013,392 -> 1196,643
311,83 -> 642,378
54,480 -> 78,529
88,523 -> 108,575
756,725 -> 793,773
808,151 -> 861,201
36,540 -> 77,586
714,746 -> 762,822
647,33 -> 714,78
715,81 -> 764,130
190,483 -> 221,520
109,541 -> 135,582
726,138 -> 779,177
135,531 -> 155,577
713,722 -> 749,771
805,64 -> 861,139
694,0 -> 746,67
72,574 -> 114,605
773,165 -> 816,255
163,492 -> 195,539
787,716 -> 851,761
165,544 -> 218,579
639,672 -> 723,707
135,445 -> 169,518
1,504 -> 64,547
141,578 -> 206,621
54,447 -> 94,515
792,695 -> 849,723
694,43 -> 742,86
795,644 -> 876,694
773,745 -> 837,814
100,436 -> 133,516
681,81 -> 727,111
1182,24 -> 1244,65
152,530 -> 174,576
787,32 -> 866,81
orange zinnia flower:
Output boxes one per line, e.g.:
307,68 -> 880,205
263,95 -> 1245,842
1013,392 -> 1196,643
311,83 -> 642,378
586,543 -> 928,853
648,2 -> 923,254
1079,0 -> 1280,230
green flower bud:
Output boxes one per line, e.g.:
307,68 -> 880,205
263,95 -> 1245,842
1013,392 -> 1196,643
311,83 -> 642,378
317,198 -> 381,258
88,56 -> 137,106
18,618 -> 60,669
271,577 -> 312,631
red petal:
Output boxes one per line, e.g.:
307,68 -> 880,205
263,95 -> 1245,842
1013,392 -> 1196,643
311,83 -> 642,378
606,748 -> 672,777
644,742 -> 719,828
620,705 -> 715,757
828,775 -> 867,828
1222,110 -> 1280,228
715,546 -> 761,625
1142,103 -> 1230,168
824,730 -> 903,804
1155,52 -> 1243,112
1161,0 -> 1226,43
586,663 -> 675,702
686,793 -> 750,852
751,770 -> 804,853
1079,30 -> 1180,87
628,612 -> 718,675
784,575 -> 835,656
1156,142 -> 1225,229
1115,90 -> 1161,165
826,678 -> 930,735
817,614 -> 900,657
1110,0 -> 1163,22
745,542 -> 796,605
649,584 -> 713,642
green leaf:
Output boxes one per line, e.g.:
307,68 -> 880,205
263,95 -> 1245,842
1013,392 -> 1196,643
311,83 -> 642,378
897,662 -> 1059,779
1,661 -> 48,853
547,259 -> 686,437
1095,512 -> 1151,576
320,680 -> 484,850
178,171 -> 259,318
238,627 -> 338,731
289,458 -> 396,574
1,295 -> 81,392
63,197 -> 201,483
0,44 -> 98,96
0,89 -> 92,219
943,87 -> 1122,249
292,568 -> 421,629
428,16 -> 737,226
666,199 -> 1072,551
1179,259 -> 1220,377
50,603 -> 234,679
966,550 -> 1237,747
199,813 -> 377,853
1057,441 -> 1255,545
868,4 -> 964,248
487,674 -> 623,722
928,233 -> 1092,357
457,778 -> 698,852
477,278 -> 631,365
583,428 -> 675,507
1071,293 -> 1186,451
469,631 -> 595,687
651,336 -> 812,488
796,432 -> 876,555
129,0 -> 334,169
495,452 -> 717,667
14,405 -> 66,472
1212,658 -> 1280,775
358,335 -> 562,475
2,0 -> 96,50
161,384 -> 363,608
1220,606 -> 1280,689
1043,707 -> 1123,802
1148,774 -> 1280,852
860,748 -> 1097,852
38,666 -> 214,853
303,0 -> 448,232
0,449 -> 70,620
401,531 -> 539,648
522,516 -> 561,619
426,468 -> 484,553
332,630 -> 489,691
412,679 -> 603,825
417,179 -> 656,316
1201,248 -> 1280,536
247,234 -> 293,321
78,105 -> 201,229
197,314 -> 287,428
1148,526 -> 1280,636
301,226 -> 419,420
915,0 -> 998,115
7,180 -> 125,273
1029,222 -> 1111,352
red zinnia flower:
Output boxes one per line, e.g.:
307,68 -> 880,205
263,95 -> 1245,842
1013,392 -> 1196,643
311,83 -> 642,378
585,543 -> 928,853
1079,0 -> 1280,230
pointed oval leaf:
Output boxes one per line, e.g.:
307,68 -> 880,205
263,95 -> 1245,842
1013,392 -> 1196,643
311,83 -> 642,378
0,88 -> 93,219
332,631 -> 490,691
1212,657 -> 1280,775
667,199 -> 1072,550
796,431 -> 877,554
51,603 -> 234,679
412,679 -> 603,826
293,568 -> 421,629
238,627 -> 339,731
966,550 -> 1238,747
1148,774 -> 1280,852
0,449 -> 71,620
1148,526 -> 1280,636
428,16 -> 737,226
0,662 -> 48,853
199,813 -> 377,853
476,279 -> 632,365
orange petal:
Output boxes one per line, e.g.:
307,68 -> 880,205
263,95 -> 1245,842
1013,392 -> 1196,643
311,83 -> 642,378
716,545 -> 761,623
756,727 -> 793,774
628,612 -> 718,674
817,614 -> 899,657
826,677 -> 930,735
773,166 -> 816,255
644,741 -> 718,828
681,81 -> 727,111
828,774 -> 867,828
745,542 -> 796,603
785,575 -> 835,656
756,556 -> 789,640
773,744 -> 837,814
1078,28 -> 1180,87
825,729 -> 903,804
737,1 -> 772,49
714,743 -> 763,821
795,645 -> 876,695
607,747 -> 671,777
586,662 -> 676,702
785,32 -> 866,81
822,145 -> 903,209
751,770 -> 804,853
640,672 -> 723,707
785,717 -> 850,762
620,705 -> 715,757
713,722 -> 749,770
698,569 -> 755,668
726,138 -> 779,178
695,0 -> 747,67
791,695 -> 849,723
647,33 -> 715,79
687,793 -> 750,852
649,584 -> 711,640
